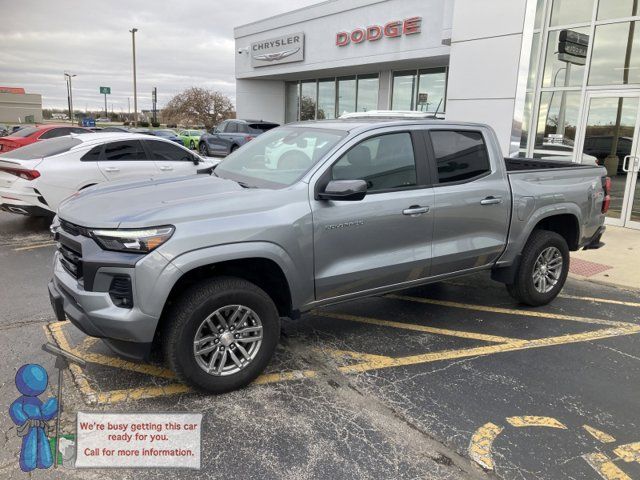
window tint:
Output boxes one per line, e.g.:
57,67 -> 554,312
237,123 -> 248,133
70,128 -> 88,134
40,128 -> 71,140
10,126 -> 39,138
81,145 -> 103,161
225,122 -> 238,133
248,123 -> 278,133
103,140 -> 147,161
145,140 -> 192,161
430,131 -> 491,184
332,132 -> 417,192
0,137 -> 82,159
215,121 -> 227,133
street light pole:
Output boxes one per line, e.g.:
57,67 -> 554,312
130,28 -> 138,127
64,72 -> 76,124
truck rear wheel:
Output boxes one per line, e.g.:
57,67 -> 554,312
163,276 -> 280,393
506,230 -> 570,306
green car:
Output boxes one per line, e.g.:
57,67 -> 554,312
178,129 -> 205,150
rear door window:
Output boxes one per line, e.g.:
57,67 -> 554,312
429,130 -> 491,184
0,137 -> 82,159
225,122 -> 238,133
81,145 -> 103,161
144,140 -> 192,161
102,140 -> 147,160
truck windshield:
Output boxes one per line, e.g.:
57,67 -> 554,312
215,126 -> 347,188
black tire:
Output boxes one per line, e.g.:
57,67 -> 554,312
199,142 -> 209,156
506,230 -> 570,306
189,140 -> 195,150
163,276 -> 280,393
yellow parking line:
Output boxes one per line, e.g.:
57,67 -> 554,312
318,311 -> 520,343
13,241 -> 56,251
559,294 -> 640,309
387,294 -> 630,327
583,452 -> 632,480
338,324 -> 640,375
506,416 -> 567,429
614,442 -> 640,463
583,425 -> 617,443
469,422 -> 503,470
48,322 -> 175,379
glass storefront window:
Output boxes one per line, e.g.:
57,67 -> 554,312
300,81 -> 317,121
589,21 -> 640,86
356,75 -> 379,112
285,82 -> 299,124
416,68 -> 446,113
542,27 -> 589,88
528,32 -> 541,90
534,90 -> 581,158
550,0 -> 595,26
317,79 -> 335,120
337,77 -> 356,116
597,0 -> 640,21
392,71 -> 416,110
520,92 -> 534,150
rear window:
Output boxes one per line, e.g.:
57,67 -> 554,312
430,130 -> 491,184
248,123 -> 278,133
0,137 -> 82,159
10,126 -> 39,138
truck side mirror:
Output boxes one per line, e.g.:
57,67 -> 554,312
318,180 -> 367,201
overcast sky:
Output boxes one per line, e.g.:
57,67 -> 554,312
0,0 -> 320,112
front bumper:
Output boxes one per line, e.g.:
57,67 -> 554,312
49,250 -> 158,360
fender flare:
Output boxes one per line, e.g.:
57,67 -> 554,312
144,241 -> 304,318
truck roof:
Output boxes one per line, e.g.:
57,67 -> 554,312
287,118 -> 490,134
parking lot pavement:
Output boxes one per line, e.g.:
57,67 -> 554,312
2,210 -> 640,479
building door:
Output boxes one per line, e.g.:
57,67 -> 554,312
578,91 -> 640,229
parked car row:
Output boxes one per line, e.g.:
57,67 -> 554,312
0,133 -> 216,216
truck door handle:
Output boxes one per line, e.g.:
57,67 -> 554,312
159,165 -> 173,171
104,167 -> 120,172
402,205 -> 429,216
480,196 -> 503,205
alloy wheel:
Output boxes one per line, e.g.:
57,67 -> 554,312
532,246 -> 563,294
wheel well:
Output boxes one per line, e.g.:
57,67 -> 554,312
156,258 -> 292,338
532,214 -> 579,250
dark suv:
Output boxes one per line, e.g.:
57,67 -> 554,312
198,119 -> 278,157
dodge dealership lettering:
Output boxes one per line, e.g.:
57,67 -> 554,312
336,17 -> 421,46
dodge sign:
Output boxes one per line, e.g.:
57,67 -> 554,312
251,32 -> 304,67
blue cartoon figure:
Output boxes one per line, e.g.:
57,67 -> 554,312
9,364 -> 58,472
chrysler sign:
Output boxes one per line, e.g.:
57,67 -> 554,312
336,17 -> 422,46
251,32 -> 304,67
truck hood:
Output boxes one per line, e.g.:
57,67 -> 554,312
58,174 -> 251,228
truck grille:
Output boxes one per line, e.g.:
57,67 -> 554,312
60,219 -> 91,237
58,243 -> 83,279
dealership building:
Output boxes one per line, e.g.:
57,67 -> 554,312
235,0 -> 640,229
0,87 -> 43,124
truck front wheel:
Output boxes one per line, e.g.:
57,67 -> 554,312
163,276 -> 280,393
506,230 -> 570,306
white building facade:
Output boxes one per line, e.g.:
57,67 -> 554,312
235,0 -> 640,229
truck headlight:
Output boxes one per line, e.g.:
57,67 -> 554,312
90,226 -> 175,253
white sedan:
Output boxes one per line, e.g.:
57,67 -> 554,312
0,132 -> 216,216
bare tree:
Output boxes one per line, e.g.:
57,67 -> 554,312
162,87 -> 234,129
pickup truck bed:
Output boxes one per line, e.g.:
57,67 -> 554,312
504,157 -> 596,172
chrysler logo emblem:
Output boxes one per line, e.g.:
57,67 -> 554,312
252,47 -> 301,62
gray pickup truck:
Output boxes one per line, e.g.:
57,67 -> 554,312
48,119 -> 609,393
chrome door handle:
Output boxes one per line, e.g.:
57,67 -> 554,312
480,196 -> 503,205
402,205 -> 429,216
104,167 -> 120,172
623,155 -> 631,172
159,165 -> 173,171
